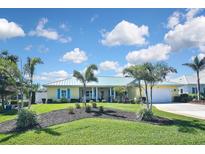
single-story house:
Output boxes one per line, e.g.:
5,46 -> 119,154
44,76 -> 179,103
171,75 -> 205,95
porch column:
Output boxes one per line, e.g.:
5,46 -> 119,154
113,88 -> 116,100
92,87 -> 94,99
96,87 -> 98,101
109,87 -> 112,102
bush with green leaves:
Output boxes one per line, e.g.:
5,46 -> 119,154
92,102 -> 97,108
60,98 -> 68,103
68,106 -> 74,114
75,103 -> 81,109
0,105 -> 3,112
85,105 -> 91,113
17,109 -> 37,129
99,106 -> 104,113
137,108 -> 153,121
10,100 -> 18,105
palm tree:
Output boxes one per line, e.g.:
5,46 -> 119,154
143,62 -> 177,111
123,65 -> 144,99
24,57 -> 43,108
183,56 -> 205,101
73,64 -> 98,106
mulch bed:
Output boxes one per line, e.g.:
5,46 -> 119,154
191,100 -> 205,105
0,107 -> 173,134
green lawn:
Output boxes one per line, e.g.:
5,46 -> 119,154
0,103 -> 205,144
0,102 -> 139,123
0,103 -> 73,123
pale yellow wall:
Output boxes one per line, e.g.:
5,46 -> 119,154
46,86 -> 79,100
127,85 -> 178,99
127,87 -> 141,99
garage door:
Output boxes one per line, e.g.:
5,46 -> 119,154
148,88 -> 172,103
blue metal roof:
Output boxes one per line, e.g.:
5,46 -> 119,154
44,76 -> 135,87
44,76 -> 179,87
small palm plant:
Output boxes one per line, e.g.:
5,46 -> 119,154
24,57 -> 43,108
183,56 -> 205,100
73,64 -> 98,106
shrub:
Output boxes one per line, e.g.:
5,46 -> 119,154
60,98 -> 68,103
17,109 -> 37,129
0,105 -> 3,112
137,108 -> 153,121
92,102 -> 97,108
75,103 -> 81,109
10,100 -> 18,105
23,101 -> 29,107
85,105 -> 91,113
42,98 -> 46,104
70,99 -> 79,103
68,106 -> 74,114
47,99 -> 53,104
173,94 -> 192,102
99,106 -> 104,113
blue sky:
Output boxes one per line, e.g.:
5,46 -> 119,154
0,8 -> 205,84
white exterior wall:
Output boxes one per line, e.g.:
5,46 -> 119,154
35,91 -> 47,103
178,85 -> 205,94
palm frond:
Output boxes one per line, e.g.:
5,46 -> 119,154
73,70 -> 85,83
183,63 -> 198,71
85,64 -> 98,82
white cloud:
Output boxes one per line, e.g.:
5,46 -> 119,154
35,70 -> 69,82
60,48 -> 88,64
0,18 -> 25,40
90,14 -> 99,23
126,44 -> 171,64
99,61 -> 119,71
167,11 -> 181,29
101,20 -> 149,46
29,18 -> 72,43
24,45 -> 33,51
165,16 -> 205,52
186,8 -> 202,21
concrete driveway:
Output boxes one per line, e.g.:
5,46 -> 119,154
154,103 -> 205,120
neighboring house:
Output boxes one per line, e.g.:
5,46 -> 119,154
44,76 -> 179,103
35,87 -> 47,103
171,75 -> 205,95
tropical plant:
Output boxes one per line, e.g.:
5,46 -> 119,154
99,106 -> 104,113
73,64 -> 98,106
123,65 -> 145,98
67,106 -> 74,114
114,86 -> 127,102
183,56 -> 205,100
143,62 -> 177,110
75,103 -> 81,109
16,109 -> 37,129
0,57 -> 20,110
24,57 -> 43,108
85,105 -> 91,113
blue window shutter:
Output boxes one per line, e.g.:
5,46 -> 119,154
57,88 -> 60,99
67,89 -> 70,99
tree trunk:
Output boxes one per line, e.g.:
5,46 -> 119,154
144,81 -> 149,110
83,83 -> 87,106
197,71 -> 200,101
138,80 -> 142,98
1,94 -> 5,110
150,85 -> 153,111
28,77 -> 33,109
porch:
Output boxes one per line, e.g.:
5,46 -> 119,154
79,87 -> 116,102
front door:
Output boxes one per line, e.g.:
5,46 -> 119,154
100,91 -> 104,99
